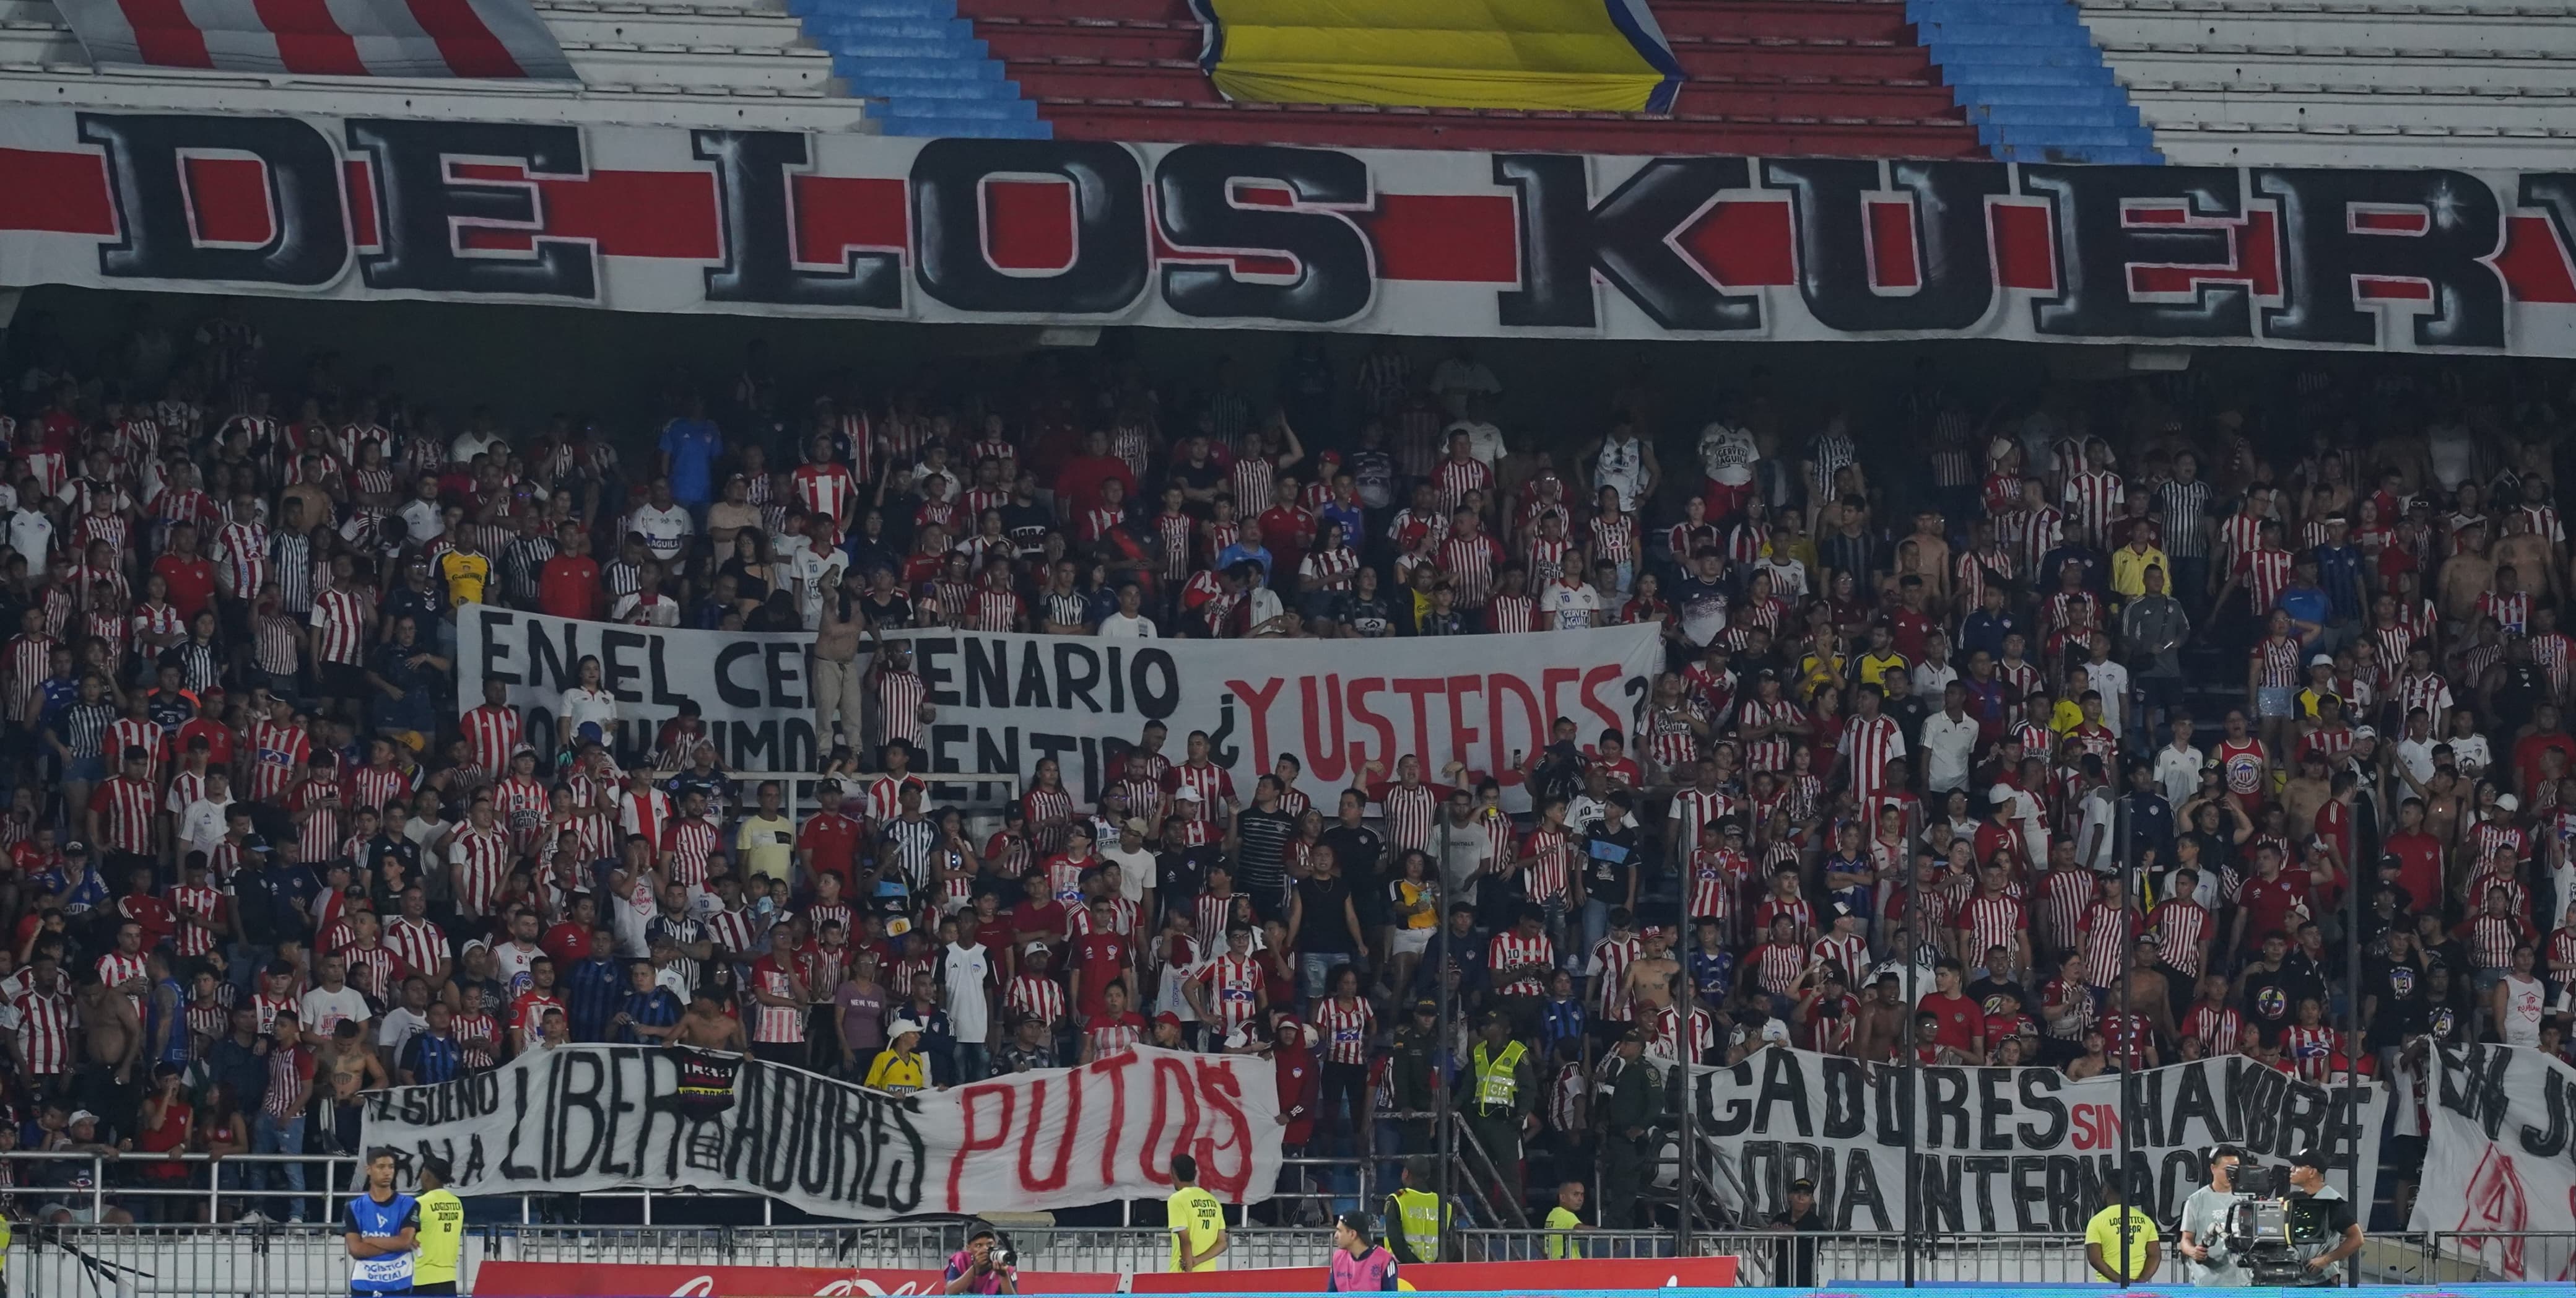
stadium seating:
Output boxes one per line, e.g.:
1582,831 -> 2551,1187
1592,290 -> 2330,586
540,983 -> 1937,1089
0,0 -> 872,130
801,0 -> 1999,157
2082,0 -> 2576,164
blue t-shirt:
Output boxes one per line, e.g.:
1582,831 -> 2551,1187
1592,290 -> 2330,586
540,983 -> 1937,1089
659,418 -> 724,504
344,1191 -> 420,1293
2277,583 -> 2330,629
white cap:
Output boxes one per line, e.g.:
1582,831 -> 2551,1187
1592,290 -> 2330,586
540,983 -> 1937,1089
2351,725 -> 2378,741
1987,783 -> 2020,808
1172,786 -> 1203,803
888,1019 -> 923,1041
2497,793 -> 2522,812
2308,653 -> 2334,668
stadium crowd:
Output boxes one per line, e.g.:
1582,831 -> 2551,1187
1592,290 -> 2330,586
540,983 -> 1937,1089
0,305 -> 2568,1231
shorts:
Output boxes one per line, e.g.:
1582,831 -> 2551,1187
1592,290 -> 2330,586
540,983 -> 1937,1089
321,661 -> 368,699
64,754 -> 104,782
2256,686 -> 2295,719
1391,926 -> 1432,956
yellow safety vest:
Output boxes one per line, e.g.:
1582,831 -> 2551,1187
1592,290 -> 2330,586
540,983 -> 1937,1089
1388,1188 -> 1445,1262
1472,1040 -> 1525,1109
414,1188 -> 464,1286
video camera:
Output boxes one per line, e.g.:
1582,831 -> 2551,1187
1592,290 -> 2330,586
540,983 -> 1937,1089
2215,1164 -> 2338,1287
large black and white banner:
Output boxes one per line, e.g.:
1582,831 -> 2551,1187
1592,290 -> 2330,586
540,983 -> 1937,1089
362,1043 -> 1282,1216
1694,1047 -> 2385,1231
2411,1043 -> 2576,1281
457,605 -> 1665,806
4,107 -> 2576,354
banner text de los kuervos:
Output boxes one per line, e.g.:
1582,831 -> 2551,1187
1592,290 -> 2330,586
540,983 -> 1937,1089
3,107 -> 2574,355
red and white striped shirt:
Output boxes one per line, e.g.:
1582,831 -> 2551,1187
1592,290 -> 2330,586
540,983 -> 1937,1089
2252,635 -> 2303,690
454,1011 -> 498,1071
2242,548 -> 2292,613
90,774 -> 157,855
2184,1003 -> 2242,1056
1843,714 -> 1906,806
1489,592 -> 1535,634
459,704 -> 521,779
1520,827 -> 1571,903
1438,533 -> 1504,609
168,884 -> 222,958
1589,933 -> 1640,1021
1956,894 -> 2027,962
1378,783 -> 1440,855
349,764 -> 413,815
794,463 -> 859,542
1487,931 -> 1555,998
1737,699 -> 1801,772
1313,996 -> 1374,1066
214,521 -> 270,598
2148,898 -> 2211,977
2078,902 -> 2140,990
750,958 -> 804,1043
1195,953 -> 1262,1034
1431,458 -> 1490,515
448,824 -> 513,917
308,587 -> 371,664
660,817 -> 720,889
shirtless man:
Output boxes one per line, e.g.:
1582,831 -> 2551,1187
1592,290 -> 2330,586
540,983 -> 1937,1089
1852,971 -> 1907,1063
2122,936 -> 2180,1048
317,1018 -> 389,1102
2496,512 -> 2560,605
1622,925 -> 1680,1022
2281,752 -> 2333,840
813,572 -> 867,754
2439,522 -> 2495,628
1899,512 -> 1952,613
674,987 -> 747,1049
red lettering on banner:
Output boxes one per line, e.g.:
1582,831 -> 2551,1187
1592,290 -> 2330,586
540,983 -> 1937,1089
1190,1056 -> 1254,1199
1345,677 -> 1395,775
986,178 -> 1077,274
1362,194 -> 1518,284
1391,677 -> 1442,765
1225,676 -> 1286,772
1090,1053 -> 1128,1190
1139,1053 -> 1198,1190
0,149 -> 115,237
791,175 -> 907,268
1539,667 -> 1581,736
2499,215 -> 2576,304
1486,673 -> 1542,788
1300,674 -> 1349,783
1579,663 -> 1627,736
2070,1102 -> 2120,1150
345,160 -> 380,248
182,156 -> 276,247
945,1081 -> 1014,1211
1016,1071 -> 1080,1193
1444,674 -> 1484,775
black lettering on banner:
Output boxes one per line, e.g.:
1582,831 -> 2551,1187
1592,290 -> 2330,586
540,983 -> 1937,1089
1837,1146 -> 1887,1231
2046,1151 -> 2084,1229
2521,175 -> 2576,316
1017,650 -> 1053,709
1704,1060 -> 1754,1138
2021,163 -> 2254,339
910,139 -> 1147,315
975,728 -> 1022,781
552,1050 -> 606,1179
2128,1066 -> 2164,1148
1055,643 -> 1104,713
2528,1061 -> 2570,1157
2156,1148 -> 2203,1219
965,638 -> 1007,708
648,638 -> 685,705
598,629 -> 648,702
1923,1067 -> 1969,1149
477,609 -> 523,685
764,643 -> 806,708
2276,1073 -> 2329,1159
930,723 -> 969,774
526,618 -> 576,692
344,118 -> 597,299
1154,144 -> 1374,323
715,642 -> 764,707
1493,154 -> 1762,332
697,129 -> 903,310
916,636 -> 960,705
2169,1055 -> 2226,1145
1132,648 -> 1180,720
1760,157 -> 2005,331
2015,1066 -> 2066,1149
2009,1154 -> 2050,1232
80,113 -> 349,286
1976,1068 -> 2014,1151
1821,1056 -> 1866,1139
2252,166 -> 2504,349
1915,1152 -> 1960,1230
1960,1154 -> 2009,1230
1753,1047 -> 1811,1135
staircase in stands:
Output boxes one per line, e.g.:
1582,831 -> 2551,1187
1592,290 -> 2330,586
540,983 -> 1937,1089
799,0 -> 2007,156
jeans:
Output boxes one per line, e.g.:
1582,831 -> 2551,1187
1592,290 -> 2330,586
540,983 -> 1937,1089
1299,952 -> 1346,1003
251,1112 -> 306,1221
951,1043 -> 990,1084
1578,897 -> 1612,960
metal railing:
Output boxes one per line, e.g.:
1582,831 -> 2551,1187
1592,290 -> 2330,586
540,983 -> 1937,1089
12,1224 -> 2576,1297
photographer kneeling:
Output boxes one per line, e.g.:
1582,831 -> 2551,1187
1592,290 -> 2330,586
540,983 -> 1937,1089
944,1223 -> 1019,1295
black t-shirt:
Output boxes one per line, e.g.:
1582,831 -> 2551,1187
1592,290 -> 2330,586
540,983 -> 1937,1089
1583,825 -> 1639,899
1001,502 -> 1052,555
1334,592 -> 1395,637
1294,873 -> 1357,954
2361,956 -> 2429,1047
1969,974 -> 2032,1022
2240,962 -> 2304,1024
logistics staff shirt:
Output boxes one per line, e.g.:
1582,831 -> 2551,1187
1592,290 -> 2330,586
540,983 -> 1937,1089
1168,1185 -> 1227,1271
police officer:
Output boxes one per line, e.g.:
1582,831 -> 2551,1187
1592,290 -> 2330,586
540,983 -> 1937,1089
1382,1156 -> 1454,1265
1388,1000 -> 1442,1156
1596,1030 -> 1658,1229
1455,1013 -> 1536,1211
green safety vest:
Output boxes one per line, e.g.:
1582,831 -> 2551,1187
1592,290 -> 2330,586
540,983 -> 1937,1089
1388,1188 -> 1445,1261
1472,1040 -> 1526,1109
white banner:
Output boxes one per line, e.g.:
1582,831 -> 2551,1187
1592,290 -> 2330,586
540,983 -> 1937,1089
2,107 -> 2575,355
456,605 -> 1666,807
2410,1043 -> 2576,1281
361,1044 -> 1282,1216
1694,1047 -> 2385,1230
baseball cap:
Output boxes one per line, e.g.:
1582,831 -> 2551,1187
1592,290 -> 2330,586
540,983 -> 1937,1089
2308,653 -> 2334,668
1154,1012 -> 1181,1029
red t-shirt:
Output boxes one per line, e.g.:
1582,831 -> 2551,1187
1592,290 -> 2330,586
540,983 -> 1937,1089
1008,899 -> 1068,952
1921,990 -> 1986,1054
152,555 -> 217,624
2237,872 -> 2311,949
1072,931 -> 1131,1017
539,555 -> 603,621
798,811 -> 864,888
177,718 -> 234,765
2383,830 -> 2442,912
540,922 -> 590,967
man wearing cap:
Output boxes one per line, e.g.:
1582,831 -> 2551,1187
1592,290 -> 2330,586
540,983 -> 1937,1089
1765,1177 -> 1824,1285
1596,1029 -> 1656,1229
411,1154 -> 465,1296
2282,1149 -> 2364,1276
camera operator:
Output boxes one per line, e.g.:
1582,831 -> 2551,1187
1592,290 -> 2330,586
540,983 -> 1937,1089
2286,1150 -> 2364,1279
943,1224 -> 1019,1295
2177,1144 -> 2250,1287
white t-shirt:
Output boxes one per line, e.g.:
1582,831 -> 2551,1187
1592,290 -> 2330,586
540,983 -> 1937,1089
1100,612 -> 1159,638
2076,788 -> 2118,872
494,940 -> 541,995
1445,419 -> 1505,467
398,497 -> 445,546
298,984 -> 372,1037
2085,658 -> 2130,734
451,430 -> 503,464
2154,743 -> 2202,806
941,941 -> 993,1042
630,503 -> 693,562
376,1005 -> 430,1058
1540,580 -> 1601,629
561,686 -> 617,736
1698,422 -> 1758,487
8,508 -> 53,575
176,795 -> 235,860
613,876 -> 656,958
1103,845 -> 1154,904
